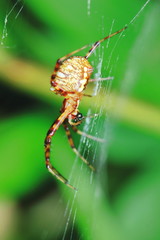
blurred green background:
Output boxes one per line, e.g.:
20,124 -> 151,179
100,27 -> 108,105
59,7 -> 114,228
0,0 -> 160,240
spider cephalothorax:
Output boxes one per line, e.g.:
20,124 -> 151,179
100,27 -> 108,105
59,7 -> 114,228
44,26 -> 127,190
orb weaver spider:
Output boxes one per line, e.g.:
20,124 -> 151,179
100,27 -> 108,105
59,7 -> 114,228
45,26 -> 127,190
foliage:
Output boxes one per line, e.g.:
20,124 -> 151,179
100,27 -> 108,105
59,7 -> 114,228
0,0 -> 160,240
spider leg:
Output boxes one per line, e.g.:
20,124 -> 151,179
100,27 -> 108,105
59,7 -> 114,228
45,108 -> 77,191
71,125 -> 105,143
83,77 -> 113,97
63,121 -> 96,172
58,44 -> 90,63
59,26 -> 127,62
89,77 -> 114,82
83,94 -> 93,97
85,26 -> 127,59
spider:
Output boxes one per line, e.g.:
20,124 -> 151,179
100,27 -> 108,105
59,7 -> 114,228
44,26 -> 127,190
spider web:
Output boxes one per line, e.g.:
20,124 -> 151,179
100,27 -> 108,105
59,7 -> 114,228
0,0 -> 151,239
1,0 -> 24,47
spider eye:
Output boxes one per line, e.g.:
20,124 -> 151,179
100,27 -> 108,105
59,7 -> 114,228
73,118 -> 78,123
77,113 -> 83,120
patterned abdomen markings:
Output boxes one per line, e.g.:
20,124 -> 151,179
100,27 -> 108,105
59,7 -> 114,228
53,57 -> 93,94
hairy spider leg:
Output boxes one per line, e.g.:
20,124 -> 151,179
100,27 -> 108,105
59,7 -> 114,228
85,26 -> 127,59
44,106 -> 77,191
63,120 -> 96,171
71,125 -> 105,143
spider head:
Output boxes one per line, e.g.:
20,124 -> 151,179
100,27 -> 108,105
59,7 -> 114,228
68,112 -> 84,126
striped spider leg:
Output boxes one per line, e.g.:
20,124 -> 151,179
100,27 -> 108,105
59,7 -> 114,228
44,102 -> 77,190
63,120 -> 96,171
45,26 -> 127,190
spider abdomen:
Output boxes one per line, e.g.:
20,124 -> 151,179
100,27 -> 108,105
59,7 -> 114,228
51,56 -> 93,95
